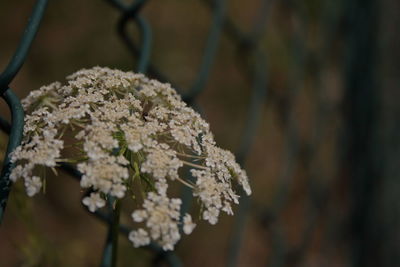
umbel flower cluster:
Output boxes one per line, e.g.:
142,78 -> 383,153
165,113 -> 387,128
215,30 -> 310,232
10,67 -> 251,250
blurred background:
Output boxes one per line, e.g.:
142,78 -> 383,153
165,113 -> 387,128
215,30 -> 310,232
0,0 -> 399,266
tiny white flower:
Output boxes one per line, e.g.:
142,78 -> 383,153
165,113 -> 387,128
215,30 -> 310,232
25,176 -> 42,197
203,207 -> 220,225
132,210 -> 147,222
110,183 -> 126,198
183,214 -> 196,235
129,228 -> 150,247
82,193 -> 106,212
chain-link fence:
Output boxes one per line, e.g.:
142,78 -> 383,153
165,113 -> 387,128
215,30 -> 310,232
0,0 -> 267,266
1,0 -> 398,266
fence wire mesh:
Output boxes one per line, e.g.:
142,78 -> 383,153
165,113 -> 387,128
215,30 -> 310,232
0,0 -> 267,266
0,0 -> 392,266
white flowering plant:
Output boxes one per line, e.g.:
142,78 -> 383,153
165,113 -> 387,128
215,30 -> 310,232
9,67 -> 251,251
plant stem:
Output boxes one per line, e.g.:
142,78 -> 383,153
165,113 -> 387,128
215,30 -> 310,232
176,152 -> 206,159
176,176 -> 195,188
111,199 -> 121,267
100,198 -> 121,267
180,160 -> 208,170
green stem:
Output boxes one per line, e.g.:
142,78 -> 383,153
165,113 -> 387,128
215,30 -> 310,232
100,198 -> 121,267
111,199 -> 121,267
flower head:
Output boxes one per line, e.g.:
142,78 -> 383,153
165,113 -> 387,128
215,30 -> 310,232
10,67 -> 251,250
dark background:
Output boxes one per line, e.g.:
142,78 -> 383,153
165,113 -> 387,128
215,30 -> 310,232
1,0 -> 399,266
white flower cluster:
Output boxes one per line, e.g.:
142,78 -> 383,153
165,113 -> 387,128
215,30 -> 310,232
10,67 -> 251,250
